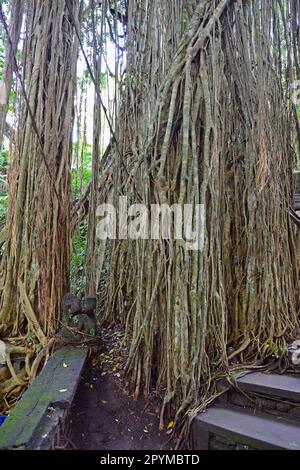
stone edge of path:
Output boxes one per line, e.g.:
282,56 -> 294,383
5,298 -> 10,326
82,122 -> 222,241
0,346 -> 89,450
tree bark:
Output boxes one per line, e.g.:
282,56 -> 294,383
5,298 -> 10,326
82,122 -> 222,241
0,0 -> 80,336
0,0 -> 24,148
104,0 -> 300,431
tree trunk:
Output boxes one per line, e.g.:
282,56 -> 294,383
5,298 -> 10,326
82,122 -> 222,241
0,0 -> 24,148
105,0 -> 300,430
0,0 -> 80,336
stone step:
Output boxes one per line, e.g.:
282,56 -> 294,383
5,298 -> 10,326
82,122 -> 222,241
236,372 -> 300,402
191,405 -> 300,450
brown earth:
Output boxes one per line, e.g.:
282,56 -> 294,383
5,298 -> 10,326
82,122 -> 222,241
66,329 -> 174,451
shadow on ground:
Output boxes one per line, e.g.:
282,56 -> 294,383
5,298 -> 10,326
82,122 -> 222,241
67,365 -> 173,450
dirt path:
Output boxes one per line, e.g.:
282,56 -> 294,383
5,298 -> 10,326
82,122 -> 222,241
66,327 -> 174,451
67,364 -> 173,450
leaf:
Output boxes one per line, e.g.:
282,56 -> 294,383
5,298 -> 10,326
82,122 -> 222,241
115,372 -> 121,378
167,421 -> 174,430
143,428 -> 149,433
63,363 -> 68,368
59,389 -> 67,393
101,400 -> 108,405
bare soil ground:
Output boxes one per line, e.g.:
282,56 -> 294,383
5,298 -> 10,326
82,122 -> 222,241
66,329 -> 174,451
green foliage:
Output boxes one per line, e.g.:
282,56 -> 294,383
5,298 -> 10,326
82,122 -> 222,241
267,340 -> 288,359
0,193 -> 8,226
26,331 -> 36,345
71,221 -> 88,296
72,143 -> 92,196
71,143 -> 93,294
0,148 -> 8,173
99,71 -> 108,90
8,87 -> 16,113
77,70 -> 108,90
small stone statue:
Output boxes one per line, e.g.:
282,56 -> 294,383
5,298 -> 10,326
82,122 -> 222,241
74,296 -> 99,336
60,293 -> 99,340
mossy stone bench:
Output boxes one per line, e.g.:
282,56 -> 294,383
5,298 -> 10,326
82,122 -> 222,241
0,346 -> 88,450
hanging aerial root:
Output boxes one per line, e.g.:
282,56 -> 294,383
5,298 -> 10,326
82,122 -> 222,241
102,0 -> 300,439
0,337 -> 58,413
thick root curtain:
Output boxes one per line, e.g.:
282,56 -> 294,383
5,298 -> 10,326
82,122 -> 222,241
0,0 -> 79,336
105,0 -> 300,426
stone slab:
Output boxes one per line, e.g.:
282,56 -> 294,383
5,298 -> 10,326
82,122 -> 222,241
237,372 -> 300,402
191,405 -> 300,450
0,346 -> 88,449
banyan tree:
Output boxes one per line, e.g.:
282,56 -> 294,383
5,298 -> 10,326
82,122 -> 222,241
102,0 -> 300,437
0,0 -> 299,443
0,0 -> 80,337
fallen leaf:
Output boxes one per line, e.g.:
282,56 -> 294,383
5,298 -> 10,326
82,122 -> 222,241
143,428 -> 149,433
167,421 -> 174,430
101,400 -> 108,405
59,389 -> 67,393
63,363 -> 68,368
